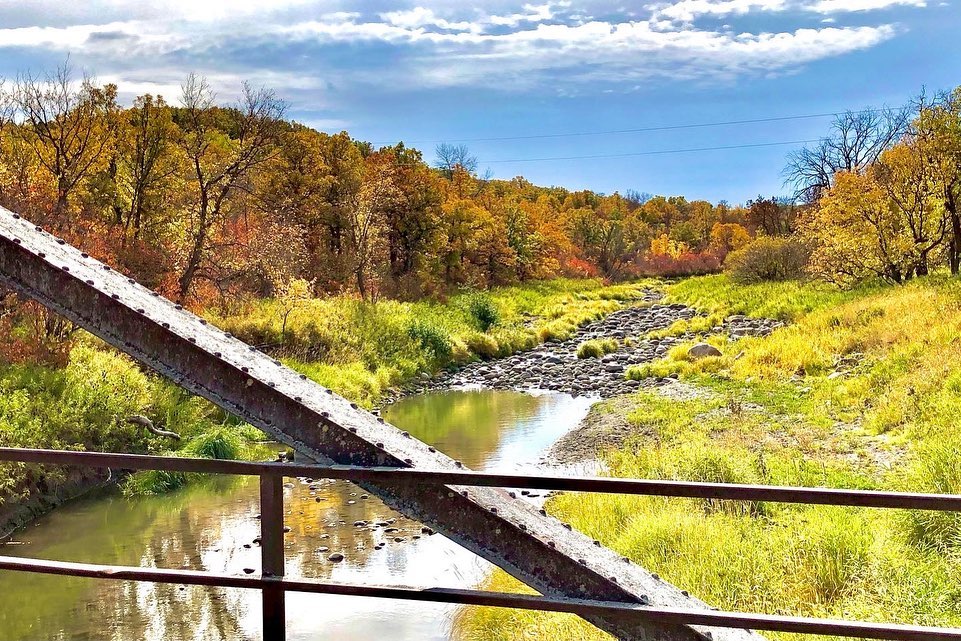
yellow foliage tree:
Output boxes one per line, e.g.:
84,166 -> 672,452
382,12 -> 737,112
799,171 -> 915,284
709,223 -> 751,254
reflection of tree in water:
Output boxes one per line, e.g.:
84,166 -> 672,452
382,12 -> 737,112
383,389 -> 543,469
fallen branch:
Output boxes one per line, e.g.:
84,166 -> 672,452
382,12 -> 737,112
126,415 -> 181,441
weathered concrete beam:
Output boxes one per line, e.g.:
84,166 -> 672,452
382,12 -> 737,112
0,206 -> 763,641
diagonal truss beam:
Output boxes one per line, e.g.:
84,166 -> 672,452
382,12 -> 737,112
0,206 -> 763,641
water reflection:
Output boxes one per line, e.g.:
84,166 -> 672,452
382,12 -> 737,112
0,389 -> 593,641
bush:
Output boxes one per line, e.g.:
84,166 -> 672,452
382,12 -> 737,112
466,294 -> 500,331
122,426 -> 266,496
464,331 -> 500,359
406,319 -> 453,364
724,236 -> 809,284
635,251 -> 723,277
576,338 -> 618,359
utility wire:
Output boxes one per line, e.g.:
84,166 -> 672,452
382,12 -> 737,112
371,108 -> 883,146
477,139 -> 820,164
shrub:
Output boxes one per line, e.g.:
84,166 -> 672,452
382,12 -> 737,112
465,294 -> 500,331
635,251 -> 723,277
121,426 -> 266,496
406,319 -> 453,364
464,331 -> 500,360
724,236 -> 809,284
576,338 -> 618,359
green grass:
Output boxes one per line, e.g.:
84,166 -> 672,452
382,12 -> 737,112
456,273 -> 961,641
216,278 -> 654,407
576,338 -> 619,359
0,344 -> 235,505
663,273 -> 881,321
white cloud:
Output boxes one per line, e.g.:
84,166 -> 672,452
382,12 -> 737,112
806,0 -> 926,11
652,0 -> 787,22
0,1 -> 916,97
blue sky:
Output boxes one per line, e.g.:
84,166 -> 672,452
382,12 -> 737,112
0,0 -> 956,202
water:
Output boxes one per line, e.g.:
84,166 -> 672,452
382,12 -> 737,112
0,389 -> 593,641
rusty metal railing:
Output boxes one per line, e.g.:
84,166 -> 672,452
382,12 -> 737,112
1,447 -> 960,641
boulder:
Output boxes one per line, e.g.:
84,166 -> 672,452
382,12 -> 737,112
688,342 -> 722,359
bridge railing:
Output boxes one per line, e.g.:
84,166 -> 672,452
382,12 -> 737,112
1,446 -> 959,641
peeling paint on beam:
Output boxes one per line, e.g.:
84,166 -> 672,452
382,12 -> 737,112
0,206 -> 763,641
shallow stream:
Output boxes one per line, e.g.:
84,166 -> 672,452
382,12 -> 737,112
0,389 -> 592,641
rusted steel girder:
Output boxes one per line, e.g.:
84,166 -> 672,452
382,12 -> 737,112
0,206 -> 762,641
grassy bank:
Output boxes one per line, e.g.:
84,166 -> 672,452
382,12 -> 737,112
215,278 -> 651,408
1,278 -> 651,505
456,274 -> 961,641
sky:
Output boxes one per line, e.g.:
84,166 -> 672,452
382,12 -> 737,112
0,0 -> 957,203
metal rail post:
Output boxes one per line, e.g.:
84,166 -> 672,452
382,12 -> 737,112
260,474 -> 286,641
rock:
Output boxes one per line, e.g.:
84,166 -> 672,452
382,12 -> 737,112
327,553 -> 345,563
688,343 -> 722,359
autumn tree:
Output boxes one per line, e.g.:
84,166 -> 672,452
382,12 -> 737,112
175,74 -> 287,303
746,195 -> 796,236
785,107 -> 911,203
916,89 -> 961,273
434,142 -> 477,179
800,171 -> 915,284
117,94 -> 180,242
872,142 -> 947,276
709,222 -> 751,255
368,145 -> 444,296
12,64 -> 118,221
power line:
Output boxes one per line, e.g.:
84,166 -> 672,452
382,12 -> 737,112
371,108 -> 883,146
477,139 -> 820,164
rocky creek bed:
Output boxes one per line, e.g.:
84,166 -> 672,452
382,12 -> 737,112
407,291 -> 783,400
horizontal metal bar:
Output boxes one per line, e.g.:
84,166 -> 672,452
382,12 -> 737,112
2,447 -> 960,513
0,555 -> 956,641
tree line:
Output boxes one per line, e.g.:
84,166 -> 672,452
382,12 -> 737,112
0,65 -> 790,316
